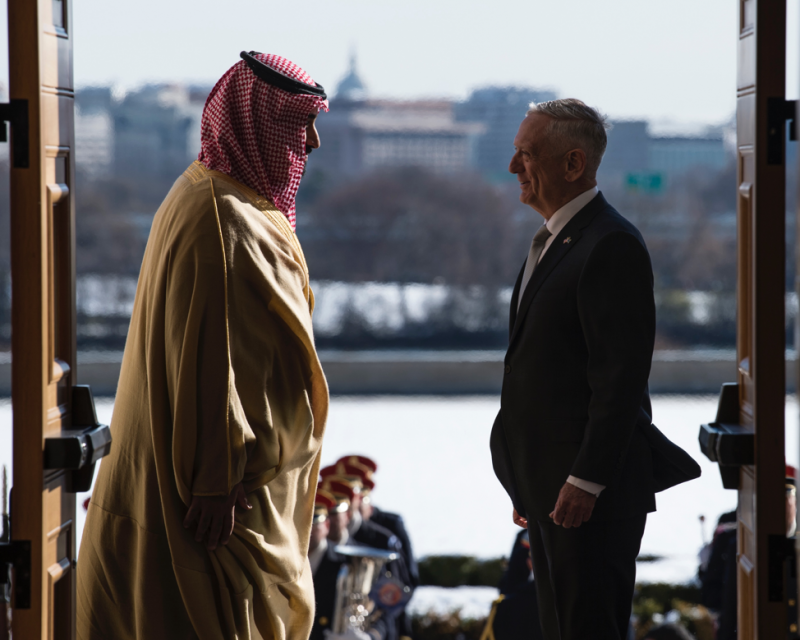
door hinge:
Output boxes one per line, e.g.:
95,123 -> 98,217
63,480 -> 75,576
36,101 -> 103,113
0,539 -> 31,609
767,97 -> 797,165
768,534 -> 796,602
0,99 -> 28,169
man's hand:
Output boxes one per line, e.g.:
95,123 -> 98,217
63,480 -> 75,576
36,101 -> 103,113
512,508 -> 528,529
183,483 -> 252,551
549,482 -> 596,528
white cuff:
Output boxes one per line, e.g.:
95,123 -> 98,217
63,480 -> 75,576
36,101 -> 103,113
567,475 -> 605,496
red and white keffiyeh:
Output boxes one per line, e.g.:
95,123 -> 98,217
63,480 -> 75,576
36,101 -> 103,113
198,53 -> 329,230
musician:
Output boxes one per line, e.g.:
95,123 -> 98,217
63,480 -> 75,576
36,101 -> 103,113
321,477 -> 410,640
77,51 -> 330,640
309,491 -> 345,640
323,479 -> 357,545
490,530 -> 543,640
310,490 -> 390,640
334,455 -> 418,640
333,455 -> 420,590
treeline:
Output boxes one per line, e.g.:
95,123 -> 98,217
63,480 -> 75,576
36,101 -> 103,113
0,157 -> 770,351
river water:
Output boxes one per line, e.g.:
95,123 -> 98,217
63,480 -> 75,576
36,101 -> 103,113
0,394 -> 796,608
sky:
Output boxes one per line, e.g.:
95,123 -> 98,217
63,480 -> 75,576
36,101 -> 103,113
1,0 -> 799,126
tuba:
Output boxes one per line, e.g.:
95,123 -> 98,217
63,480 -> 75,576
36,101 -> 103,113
331,545 -> 409,635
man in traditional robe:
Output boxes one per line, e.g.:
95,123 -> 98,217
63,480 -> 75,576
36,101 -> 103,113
77,52 -> 330,640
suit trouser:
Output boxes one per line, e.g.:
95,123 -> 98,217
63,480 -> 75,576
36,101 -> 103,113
527,514 -> 647,640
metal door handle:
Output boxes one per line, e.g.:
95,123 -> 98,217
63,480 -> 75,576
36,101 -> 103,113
43,385 -> 112,492
0,99 -> 28,168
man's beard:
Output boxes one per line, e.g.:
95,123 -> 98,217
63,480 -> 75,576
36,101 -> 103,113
303,146 -> 313,176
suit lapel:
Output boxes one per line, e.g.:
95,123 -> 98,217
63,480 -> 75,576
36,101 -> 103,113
509,193 -> 607,347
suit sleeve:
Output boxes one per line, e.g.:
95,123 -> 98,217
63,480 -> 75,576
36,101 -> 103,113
572,231 -> 655,486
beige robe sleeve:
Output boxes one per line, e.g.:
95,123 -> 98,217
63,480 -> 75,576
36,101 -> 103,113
165,179 -> 255,501
211,186 -> 326,493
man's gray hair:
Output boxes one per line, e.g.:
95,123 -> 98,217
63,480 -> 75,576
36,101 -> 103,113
526,99 -> 610,175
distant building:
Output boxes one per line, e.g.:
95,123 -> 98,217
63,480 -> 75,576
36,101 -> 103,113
113,84 -> 196,181
311,63 -> 557,179
75,84 -> 210,181
68,69 -> 733,195
185,84 -> 212,161
648,135 -> 728,175
600,120 -> 649,176
75,87 -> 114,177
313,100 -> 484,176
311,58 -> 485,177
599,121 -> 730,189
454,86 -> 557,180
335,52 -> 368,101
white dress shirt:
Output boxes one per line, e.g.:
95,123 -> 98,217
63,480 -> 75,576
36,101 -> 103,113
535,186 -> 599,266
309,538 -> 328,575
520,186 -> 605,497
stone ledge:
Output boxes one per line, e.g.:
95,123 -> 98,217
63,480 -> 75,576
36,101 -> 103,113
0,350 -> 792,396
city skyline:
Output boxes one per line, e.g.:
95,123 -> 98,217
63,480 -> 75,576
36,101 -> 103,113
1,0 -> 787,127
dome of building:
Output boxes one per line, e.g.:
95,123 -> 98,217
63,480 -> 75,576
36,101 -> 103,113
335,52 -> 368,101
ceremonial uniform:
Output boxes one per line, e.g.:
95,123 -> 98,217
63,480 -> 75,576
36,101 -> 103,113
310,541 -> 346,640
699,511 -> 737,614
500,530 -> 532,595
312,483 -> 393,640
371,507 -> 420,589
321,463 -> 413,640
483,530 -> 543,640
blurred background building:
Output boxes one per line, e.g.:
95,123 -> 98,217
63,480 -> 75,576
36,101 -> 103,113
68,57 -> 734,192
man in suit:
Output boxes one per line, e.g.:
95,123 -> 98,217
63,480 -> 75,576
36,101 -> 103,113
489,98 -> 701,640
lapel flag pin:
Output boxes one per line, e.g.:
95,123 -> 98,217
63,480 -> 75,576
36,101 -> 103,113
563,237 -> 572,244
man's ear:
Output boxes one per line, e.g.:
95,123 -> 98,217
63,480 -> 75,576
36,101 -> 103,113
564,149 -> 587,183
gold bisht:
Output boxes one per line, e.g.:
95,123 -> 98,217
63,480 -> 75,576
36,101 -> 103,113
77,161 -> 329,640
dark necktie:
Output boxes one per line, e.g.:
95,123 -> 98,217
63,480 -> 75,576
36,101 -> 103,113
517,224 -> 553,311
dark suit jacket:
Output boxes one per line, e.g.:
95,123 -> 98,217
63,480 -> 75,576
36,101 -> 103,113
490,192 -> 700,522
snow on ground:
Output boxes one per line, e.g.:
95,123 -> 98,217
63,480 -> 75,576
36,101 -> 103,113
2,394 -> 796,601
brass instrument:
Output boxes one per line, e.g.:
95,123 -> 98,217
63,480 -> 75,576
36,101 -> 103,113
331,545 -> 401,635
